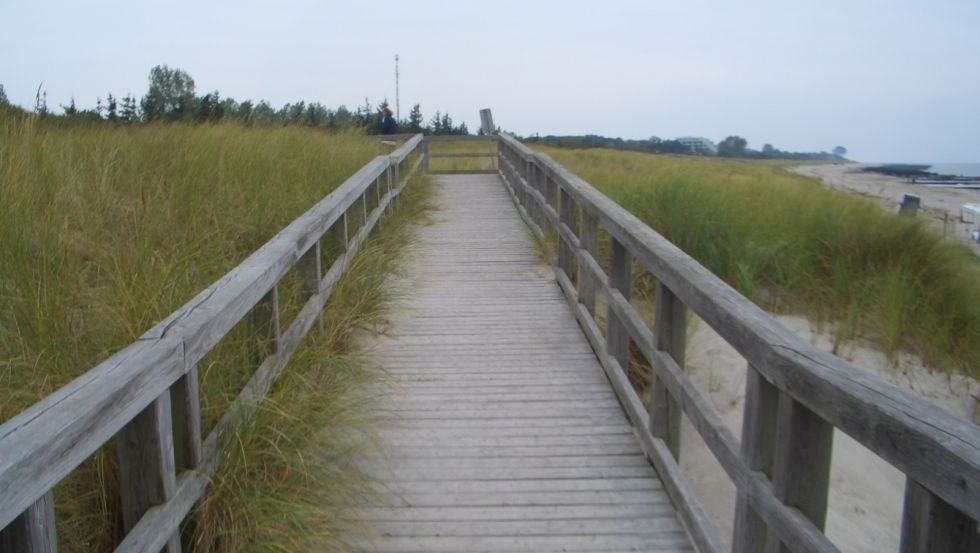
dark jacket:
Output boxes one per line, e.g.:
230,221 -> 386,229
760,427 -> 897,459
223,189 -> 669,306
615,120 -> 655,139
381,115 -> 397,135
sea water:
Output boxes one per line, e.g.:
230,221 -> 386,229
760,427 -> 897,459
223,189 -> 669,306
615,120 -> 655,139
923,163 -> 980,178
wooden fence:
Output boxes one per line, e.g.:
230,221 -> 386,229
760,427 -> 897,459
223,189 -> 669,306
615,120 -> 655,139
0,135 -> 425,553
496,132 -> 979,553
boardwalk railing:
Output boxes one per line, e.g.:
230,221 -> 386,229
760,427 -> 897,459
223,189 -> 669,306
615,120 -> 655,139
496,132 -> 980,553
0,135 -> 425,553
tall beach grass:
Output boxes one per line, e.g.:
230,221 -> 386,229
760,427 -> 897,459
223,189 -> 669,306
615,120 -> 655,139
0,108 -> 425,550
534,146 -> 980,375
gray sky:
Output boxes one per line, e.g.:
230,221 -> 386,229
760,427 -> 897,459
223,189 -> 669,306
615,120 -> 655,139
3,0 -> 978,162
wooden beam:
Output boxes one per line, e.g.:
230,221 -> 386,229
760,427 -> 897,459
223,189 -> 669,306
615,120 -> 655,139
0,493 -> 56,553
766,394 -> 833,553
116,394 -> 180,553
606,238 -> 632,370
900,480 -> 978,553
651,283 -> 686,458
733,366 -> 780,553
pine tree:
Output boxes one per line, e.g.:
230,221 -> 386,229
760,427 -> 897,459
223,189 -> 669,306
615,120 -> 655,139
106,93 -> 118,121
408,103 -> 423,133
62,98 -> 78,117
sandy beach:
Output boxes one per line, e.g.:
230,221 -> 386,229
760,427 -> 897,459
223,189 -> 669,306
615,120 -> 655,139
791,163 -> 980,253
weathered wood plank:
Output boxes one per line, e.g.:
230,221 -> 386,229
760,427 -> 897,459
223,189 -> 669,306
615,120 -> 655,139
116,394 -> 180,553
0,493 -> 56,553
899,480 -> 979,553
651,283 -> 686,458
733,366 -> 780,553
169,365 -> 203,471
606,238 -> 632,369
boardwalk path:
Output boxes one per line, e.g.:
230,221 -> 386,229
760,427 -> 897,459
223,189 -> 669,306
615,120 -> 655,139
357,174 -> 693,553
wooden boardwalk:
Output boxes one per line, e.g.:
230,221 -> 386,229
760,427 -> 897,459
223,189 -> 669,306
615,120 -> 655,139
357,174 -> 693,553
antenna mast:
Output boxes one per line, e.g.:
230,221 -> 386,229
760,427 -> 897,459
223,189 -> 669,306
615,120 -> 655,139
394,54 -> 400,120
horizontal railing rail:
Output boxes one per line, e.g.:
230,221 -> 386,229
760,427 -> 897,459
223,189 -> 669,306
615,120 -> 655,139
496,132 -> 980,553
422,135 -> 499,175
0,134 -> 426,553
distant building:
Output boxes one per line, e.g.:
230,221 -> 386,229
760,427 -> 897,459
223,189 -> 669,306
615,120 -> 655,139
676,136 -> 717,155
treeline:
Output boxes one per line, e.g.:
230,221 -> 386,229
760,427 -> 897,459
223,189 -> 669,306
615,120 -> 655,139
523,134 -> 693,155
1,65 -> 469,135
523,133 -> 848,161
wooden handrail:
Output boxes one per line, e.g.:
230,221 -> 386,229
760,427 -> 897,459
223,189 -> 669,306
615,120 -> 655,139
496,132 -> 980,553
0,134 -> 425,552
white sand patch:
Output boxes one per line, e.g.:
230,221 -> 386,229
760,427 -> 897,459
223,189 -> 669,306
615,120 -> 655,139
679,314 -> 978,553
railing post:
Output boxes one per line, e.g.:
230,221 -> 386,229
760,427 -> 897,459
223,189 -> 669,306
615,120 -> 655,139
765,394 -> 833,553
558,187 -> 575,278
422,138 -> 430,173
116,394 -> 181,553
170,365 -> 203,472
333,212 -> 349,255
732,365 -> 779,553
252,286 -> 280,357
900,480 -> 978,553
606,238 -> 631,369
297,242 -> 322,298
0,493 -> 56,553
651,283 -> 686,457
577,209 -> 598,315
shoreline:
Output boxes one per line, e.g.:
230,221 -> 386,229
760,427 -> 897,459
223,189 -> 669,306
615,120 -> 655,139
790,163 -> 980,252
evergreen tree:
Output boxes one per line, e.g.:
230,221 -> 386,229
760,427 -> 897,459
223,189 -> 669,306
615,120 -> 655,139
0,84 -> 9,107
407,103 -> 423,132
120,94 -> 138,122
62,98 -> 78,117
106,93 -> 118,121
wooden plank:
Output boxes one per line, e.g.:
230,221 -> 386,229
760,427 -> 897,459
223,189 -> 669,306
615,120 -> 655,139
558,187 -> 576,277
899,480 -> 979,553
606,237 -> 631,370
250,286 -> 280,357
651,283 -> 686,458
361,503 -> 674,522
577,209 -> 599,315
296,242 -> 321,298
115,393 -> 180,553
169,365 -> 203,471
349,534 -> 692,553
733,366 -> 780,553
765,394 -> 833,553
0,493 -> 56,553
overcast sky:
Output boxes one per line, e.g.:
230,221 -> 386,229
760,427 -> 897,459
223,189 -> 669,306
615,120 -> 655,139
3,0 -> 978,162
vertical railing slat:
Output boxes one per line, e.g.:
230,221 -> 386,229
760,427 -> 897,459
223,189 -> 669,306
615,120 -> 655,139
606,238 -> 632,369
116,394 -> 181,553
900,480 -> 978,553
577,209 -> 598,315
765,394 -> 833,553
650,283 -> 686,457
732,365 -> 779,553
558,187 -> 575,277
0,493 -> 57,553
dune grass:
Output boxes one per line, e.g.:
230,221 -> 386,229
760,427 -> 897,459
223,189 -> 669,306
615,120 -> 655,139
533,146 -> 980,376
0,107 -> 428,550
191,175 -> 433,553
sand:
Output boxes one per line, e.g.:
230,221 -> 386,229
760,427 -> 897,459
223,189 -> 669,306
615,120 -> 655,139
679,314 -> 978,553
791,163 -> 980,253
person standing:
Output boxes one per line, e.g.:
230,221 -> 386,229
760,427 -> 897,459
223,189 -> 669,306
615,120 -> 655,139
380,107 -> 397,135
